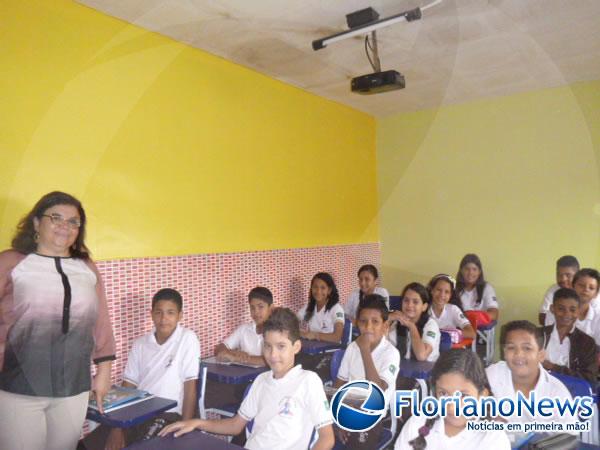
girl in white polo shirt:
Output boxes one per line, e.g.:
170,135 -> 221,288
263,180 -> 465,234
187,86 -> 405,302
344,264 -> 390,323
427,274 -> 476,340
455,254 -> 499,321
395,349 -> 510,449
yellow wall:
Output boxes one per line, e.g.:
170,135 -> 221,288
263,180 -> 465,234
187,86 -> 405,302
0,0 -> 378,260
377,80 -> 600,326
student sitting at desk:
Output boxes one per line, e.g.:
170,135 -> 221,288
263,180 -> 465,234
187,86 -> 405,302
334,295 -> 400,449
486,320 -> 577,434
160,307 -> 335,450
541,288 -> 598,385
84,288 -> 200,450
296,272 -> 344,379
205,287 -> 273,411
455,253 -> 499,321
427,274 -> 476,340
344,264 -> 389,324
538,255 -> 580,325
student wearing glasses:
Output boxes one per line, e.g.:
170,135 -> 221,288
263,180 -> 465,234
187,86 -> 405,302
0,191 -> 116,450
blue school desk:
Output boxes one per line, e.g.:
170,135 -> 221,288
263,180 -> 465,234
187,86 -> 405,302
87,397 -> 177,428
204,360 -> 268,384
300,338 -> 340,355
124,430 -> 243,449
399,360 -> 434,379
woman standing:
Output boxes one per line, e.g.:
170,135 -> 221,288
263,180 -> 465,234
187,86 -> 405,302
0,191 -> 116,450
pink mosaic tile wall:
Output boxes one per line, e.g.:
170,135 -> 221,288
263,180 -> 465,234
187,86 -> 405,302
97,242 -> 381,383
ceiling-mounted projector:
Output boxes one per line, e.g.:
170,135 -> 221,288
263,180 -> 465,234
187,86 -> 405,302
312,1 -> 442,95
351,70 -> 405,95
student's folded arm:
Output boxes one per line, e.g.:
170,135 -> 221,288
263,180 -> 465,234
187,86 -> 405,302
312,424 -> 335,450
461,323 -> 476,340
240,353 -> 266,367
182,379 -> 197,420
486,308 -> 499,321
358,344 -> 388,391
214,343 -> 229,357
408,327 -> 433,361
201,415 -> 247,436
318,322 -> 344,344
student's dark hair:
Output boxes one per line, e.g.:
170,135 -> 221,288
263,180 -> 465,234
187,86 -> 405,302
304,272 -> 340,322
553,287 -> 580,304
152,288 -> 183,311
500,320 -> 543,350
455,253 -> 486,306
427,274 -> 464,311
248,286 -> 273,305
409,349 -> 492,449
11,191 -> 90,259
358,264 -> 380,304
396,282 -> 431,359
358,264 -> 379,279
357,294 -> 389,322
556,255 -> 579,270
263,307 -> 300,343
573,268 -> 600,293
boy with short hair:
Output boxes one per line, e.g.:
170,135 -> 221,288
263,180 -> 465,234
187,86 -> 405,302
215,286 -> 273,366
205,287 -> 273,414
539,255 -> 580,325
334,294 -> 400,449
160,308 -> 335,450
84,288 -> 201,450
541,288 -> 598,384
486,320 -> 577,431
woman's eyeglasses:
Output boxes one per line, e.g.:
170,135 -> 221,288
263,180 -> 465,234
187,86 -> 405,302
42,214 -> 81,229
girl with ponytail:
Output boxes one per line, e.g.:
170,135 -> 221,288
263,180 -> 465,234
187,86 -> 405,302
394,349 -> 510,449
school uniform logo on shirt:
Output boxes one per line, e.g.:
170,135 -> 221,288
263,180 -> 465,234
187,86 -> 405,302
336,312 -> 344,319
389,364 -> 397,375
278,396 -> 298,417
426,331 -> 436,338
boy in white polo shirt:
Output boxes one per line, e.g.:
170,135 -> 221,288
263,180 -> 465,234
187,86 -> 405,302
538,255 -> 580,325
160,307 -> 335,450
334,295 -> 400,449
205,287 -> 273,415
486,320 -> 577,435
84,288 -> 200,450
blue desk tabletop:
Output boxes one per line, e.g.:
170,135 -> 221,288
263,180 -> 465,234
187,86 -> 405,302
204,361 -> 268,384
399,360 -> 434,379
125,430 -> 243,449
300,339 -> 340,355
86,397 -> 177,428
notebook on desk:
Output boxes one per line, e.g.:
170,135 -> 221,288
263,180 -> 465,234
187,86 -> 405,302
203,356 -> 264,369
88,385 -> 154,413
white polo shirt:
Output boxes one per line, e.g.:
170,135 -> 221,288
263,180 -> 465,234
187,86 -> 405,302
238,365 -> 332,450
539,283 -> 560,313
123,325 -> 200,414
428,304 -> 471,330
297,303 -> 344,334
545,303 -> 600,345
460,283 -> 499,311
395,414 -> 510,449
223,322 -> 263,356
337,337 -> 400,404
388,318 -> 440,363
485,361 -> 577,429
344,287 -> 390,320
544,325 -> 572,367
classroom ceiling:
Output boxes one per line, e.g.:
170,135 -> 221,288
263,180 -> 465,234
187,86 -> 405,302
77,0 -> 600,117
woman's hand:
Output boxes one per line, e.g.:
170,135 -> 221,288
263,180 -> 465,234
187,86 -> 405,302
389,311 -> 412,328
93,361 -> 112,414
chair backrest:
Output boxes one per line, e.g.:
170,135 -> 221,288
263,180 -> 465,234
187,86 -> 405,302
551,372 -> 593,398
389,296 -> 402,311
342,318 -> 352,347
330,348 -> 345,381
197,362 -> 208,419
439,331 -> 452,351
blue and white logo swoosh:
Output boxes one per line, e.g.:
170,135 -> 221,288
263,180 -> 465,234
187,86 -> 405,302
331,380 -> 386,432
